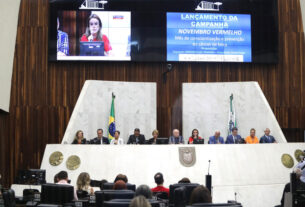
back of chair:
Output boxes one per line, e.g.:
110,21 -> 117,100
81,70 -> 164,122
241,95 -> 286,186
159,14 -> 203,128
77,190 -> 89,199
41,183 -> 74,204
103,182 -> 136,191
103,200 -> 131,207
169,183 -> 200,205
153,191 -> 169,200
95,190 -> 135,207
174,186 -> 187,207
2,189 -> 16,207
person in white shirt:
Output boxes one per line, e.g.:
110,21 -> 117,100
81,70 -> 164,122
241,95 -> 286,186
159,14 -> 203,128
110,130 -> 124,145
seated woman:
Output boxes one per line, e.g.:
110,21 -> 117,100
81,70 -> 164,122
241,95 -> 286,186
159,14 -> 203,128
72,130 -> 87,144
189,185 -> 212,204
147,129 -> 159,144
110,130 -> 124,145
188,129 -> 203,144
76,172 -> 94,197
80,14 -> 112,56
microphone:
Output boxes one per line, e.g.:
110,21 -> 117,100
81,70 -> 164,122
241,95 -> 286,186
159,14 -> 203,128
206,160 -> 212,193
235,192 -> 237,202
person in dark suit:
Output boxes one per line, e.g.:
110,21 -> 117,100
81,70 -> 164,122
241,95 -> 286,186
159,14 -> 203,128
147,129 -> 159,144
260,128 -> 276,143
90,129 -> 109,144
127,128 -> 146,144
72,130 -> 87,144
226,127 -> 244,144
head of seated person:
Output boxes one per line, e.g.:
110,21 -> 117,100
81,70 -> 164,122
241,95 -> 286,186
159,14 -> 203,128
135,185 -> 152,199
189,185 -> 212,205
114,174 -> 128,183
77,172 -> 94,194
113,180 -> 127,190
54,173 -> 59,183
57,170 -> 69,183
178,177 -> 191,184
129,195 -> 152,207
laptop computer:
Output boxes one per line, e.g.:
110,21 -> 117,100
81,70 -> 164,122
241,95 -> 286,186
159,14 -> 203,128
193,139 -> 204,144
80,41 -> 105,56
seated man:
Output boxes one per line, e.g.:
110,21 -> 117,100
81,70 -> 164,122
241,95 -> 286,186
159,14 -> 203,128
169,129 -> 184,144
151,172 -> 169,196
259,128 -> 276,143
226,127 -> 243,144
56,171 -> 78,200
208,131 -> 224,144
245,128 -> 259,144
90,129 -> 109,144
127,128 -> 146,144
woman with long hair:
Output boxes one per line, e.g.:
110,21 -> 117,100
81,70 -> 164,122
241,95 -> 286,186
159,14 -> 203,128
188,129 -> 203,144
76,172 -> 94,194
72,130 -> 87,144
80,13 -> 112,55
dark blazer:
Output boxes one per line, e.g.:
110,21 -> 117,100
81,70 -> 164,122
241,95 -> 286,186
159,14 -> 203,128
259,135 -> 276,143
127,134 -> 146,144
90,137 -> 110,144
147,137 -> 157,144
72,138 -> 87,144
226,134 -> 243,144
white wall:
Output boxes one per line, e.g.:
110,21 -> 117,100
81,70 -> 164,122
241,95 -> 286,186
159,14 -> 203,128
0,0 -> 20,112
62,80 -> 157,144
40,143 -> 305,207
183,82 -> 287,143
301,0 -> 305,38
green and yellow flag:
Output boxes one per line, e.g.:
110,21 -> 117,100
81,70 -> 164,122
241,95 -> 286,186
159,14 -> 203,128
108,93 -> 116,140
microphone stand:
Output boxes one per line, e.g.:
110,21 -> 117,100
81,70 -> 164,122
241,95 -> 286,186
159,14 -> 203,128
206,160 -> 212,194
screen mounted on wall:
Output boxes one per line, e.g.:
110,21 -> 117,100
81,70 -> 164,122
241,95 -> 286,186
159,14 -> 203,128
49,0 -> 278,63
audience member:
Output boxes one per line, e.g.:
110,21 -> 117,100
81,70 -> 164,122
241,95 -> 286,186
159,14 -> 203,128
245,128 -> 259,144
76,172 -> 94,195
135,184 -> 153,199
208,131 -> 224,144
178,177 -> 191,184
114,174 -> 128,183
129,195 -> 152,207
169,129 -> 184,144
188,129 -> 203,144
56,171 -> 78,200
127,128 -> 146,144
189,185 -> 212,205
259,128 -> 276,143
113,180 -> 127,190
72,130 -> 87,144
151,172 -> 169,196
90,129 -> 109,144
54,173 -> 58,183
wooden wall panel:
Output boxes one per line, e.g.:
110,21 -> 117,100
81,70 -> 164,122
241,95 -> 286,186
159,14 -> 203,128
0,0 -> 304,188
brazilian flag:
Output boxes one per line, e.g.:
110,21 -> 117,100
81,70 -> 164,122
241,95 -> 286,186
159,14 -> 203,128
108,93 -> 116,140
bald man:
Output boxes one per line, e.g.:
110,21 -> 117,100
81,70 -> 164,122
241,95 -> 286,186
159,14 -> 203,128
259,128 -> 276,143
208,131 -> 224,144
169,129 -> 184,144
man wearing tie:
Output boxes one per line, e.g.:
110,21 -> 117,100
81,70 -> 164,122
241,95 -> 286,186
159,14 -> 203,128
127,128 -> 146,144
259,128 -> 276,143
225,127 -> 243,144
90,129 -> 110,144
208,131 -> 224,144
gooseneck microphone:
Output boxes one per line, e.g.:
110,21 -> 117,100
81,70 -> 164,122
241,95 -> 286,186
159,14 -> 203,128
206,160 -> 212,193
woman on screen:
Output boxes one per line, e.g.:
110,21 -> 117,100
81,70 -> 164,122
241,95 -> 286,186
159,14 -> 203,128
72,130 -> 87,144
80,14 -> 112,55
188,129 -> 203,144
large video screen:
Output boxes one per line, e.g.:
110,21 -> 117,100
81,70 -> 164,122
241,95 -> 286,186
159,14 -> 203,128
167,13 -> 251,62
57,11 -> 130,61
49,0 -> 278,63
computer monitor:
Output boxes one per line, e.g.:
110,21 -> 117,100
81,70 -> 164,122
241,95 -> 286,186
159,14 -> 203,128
156,138 -> 169,144
15,169 -> 46,185
80,41 -> 105,56
193,139 -> 204,144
